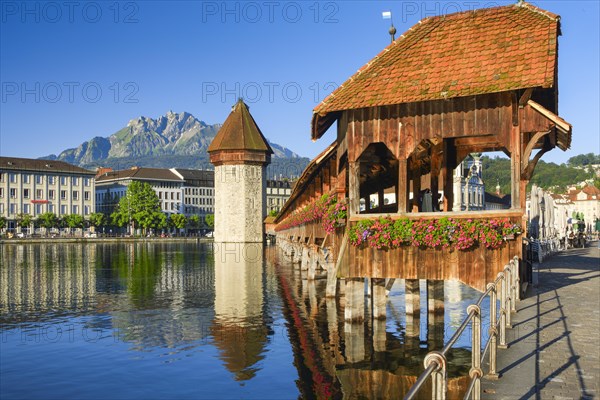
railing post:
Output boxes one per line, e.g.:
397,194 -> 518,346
486,281 -> 499,379
513,256 -> 521,302
467,305 -> 482,400
424,352 -> 447,400
509,259 -> 517,313
498,270 -> 508,349
504,265 -> 512,328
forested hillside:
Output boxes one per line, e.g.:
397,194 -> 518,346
481,153 -> 599,194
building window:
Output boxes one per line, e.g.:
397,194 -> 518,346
36,189 -> 43,199
84,178 -> 90,187
84,191 -> 90,201
10,173 -> 17,183
60,205 -> 67,215
23,204 -> 30,214
49,176 -> 55,185
36,175 -> 43,184
72,177 -> 78,185
0,173 -> 4,182
84,205 -> 90,215
0,188 -> 3,198
23,174 -> 30,184
10,188 -> 16,198
48,204 -> 54,213
49,190 -> 55,200
36,204 -> 43,214
0,204 -> 3,213
9,204 -> 16,214
73,191 -> 79,200
23,189 -> 30,198
72,205 -> 78,214
61,190 -> 67,200
60,176 -> 67,185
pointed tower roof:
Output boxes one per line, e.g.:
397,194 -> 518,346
208,100 -> 273,154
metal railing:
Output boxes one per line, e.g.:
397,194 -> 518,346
404,256 -> 520,400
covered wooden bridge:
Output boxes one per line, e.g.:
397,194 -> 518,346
273,2 -> 572,322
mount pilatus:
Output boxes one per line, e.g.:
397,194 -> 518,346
42,111 -> 303,171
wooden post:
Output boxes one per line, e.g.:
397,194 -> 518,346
345,278 -> 365,322
344,321 -> 365,363
427,280 -> 444,314
349,162 -> 360,216
442,139 -> 456,212
510,124 -> 522,209
398,159 -> 408,213
372,278 -> 387,320
405,279 -> 420,315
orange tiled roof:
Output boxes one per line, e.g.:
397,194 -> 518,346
208,99 -> 273,154
313,2 -> 559,118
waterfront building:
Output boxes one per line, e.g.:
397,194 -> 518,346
266,179 -> 293,214
95,167 -> 183,216
172,169 -> 215,218
208,99 -> 273,242
453,153 -> 486,211
0,156 -> 95,233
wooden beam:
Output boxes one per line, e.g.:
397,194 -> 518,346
349,161 -> 360,216
518,88 -> 534,108
510,124 -> 522,209
521,130 -> 550,174
397,159 -> 408,212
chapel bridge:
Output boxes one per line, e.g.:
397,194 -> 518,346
269,2 -> 572,398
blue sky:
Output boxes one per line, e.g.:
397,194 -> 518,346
1,0 -> 598,164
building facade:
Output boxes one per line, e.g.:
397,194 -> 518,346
266,179 -> 293,214
172,169 -> 215,218
0,157 -> 95,232
453,153 -> 486,211
95,167 -> 184,217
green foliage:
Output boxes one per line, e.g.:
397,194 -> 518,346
63,214 -> 85,229
348,216 -> 521,251
112,181 -> 165,231
188,215 -> 201,228
16,213 -> 33,228
567,153 -> 600,167
482,155 -> 596,194
170,214 -> 187,229
268,209 -> 279,218
37,212 -> 59,229
0,216 -> 6,230
205,214 -> 214,228
88,212 -> 106,228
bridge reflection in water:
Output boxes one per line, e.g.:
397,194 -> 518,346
1,242 -> 482,399
266,245 -> 472,399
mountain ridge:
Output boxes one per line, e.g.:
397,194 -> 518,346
41,111 -> 304,172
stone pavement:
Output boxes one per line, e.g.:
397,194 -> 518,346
482,243 -> 600,400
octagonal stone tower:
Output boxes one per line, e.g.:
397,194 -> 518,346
208,100 -> 273,242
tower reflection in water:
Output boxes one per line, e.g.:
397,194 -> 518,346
211,243 -> 268,381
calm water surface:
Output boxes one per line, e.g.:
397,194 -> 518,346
0,242 -> 488,399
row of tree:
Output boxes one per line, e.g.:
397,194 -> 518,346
0,181 -> 214,234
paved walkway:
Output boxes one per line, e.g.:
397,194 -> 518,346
482,243 -> 600,400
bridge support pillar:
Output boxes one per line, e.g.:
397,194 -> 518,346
344,321 -> 365,363
427,280 -> 445,348
300,244 -> 310,271
307,246 -> 318,280
373,319 -> 387,352
427,280 -> 445,314
325,260 -> 337,297
345,278 -> 365,322
405,279 -> 421,315
371,278 -> 387,320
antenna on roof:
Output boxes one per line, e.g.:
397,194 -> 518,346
382,11 -> 396,43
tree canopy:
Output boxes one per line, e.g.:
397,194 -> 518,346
205,214 -> 214,228
111,181 -> 166,232
37,212 -> 59,229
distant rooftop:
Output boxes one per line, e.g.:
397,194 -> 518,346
0,156 -> 95,175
